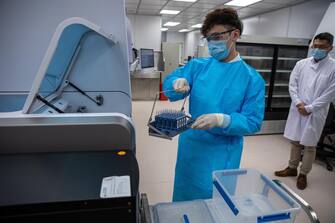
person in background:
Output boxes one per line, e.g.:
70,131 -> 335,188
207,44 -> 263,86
163,8 -> 265,201
275,32 -> 335,190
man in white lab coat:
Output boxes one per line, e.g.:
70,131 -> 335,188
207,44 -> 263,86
275,32 -> 335,190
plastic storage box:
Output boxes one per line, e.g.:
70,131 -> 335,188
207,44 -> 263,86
153,200 -> 215,223
152,168 -> 301,223
212,168 -> 300,223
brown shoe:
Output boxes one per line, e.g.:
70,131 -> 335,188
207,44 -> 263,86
297,174 -> 307,190
274,167 -> 298,177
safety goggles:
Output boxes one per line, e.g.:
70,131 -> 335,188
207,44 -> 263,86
204,29 -> 236,42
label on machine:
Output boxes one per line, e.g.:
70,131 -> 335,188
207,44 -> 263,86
100,175 -> 131,198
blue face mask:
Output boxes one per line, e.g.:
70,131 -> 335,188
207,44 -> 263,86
311,48 -> 328,60
208,40 -> 231,61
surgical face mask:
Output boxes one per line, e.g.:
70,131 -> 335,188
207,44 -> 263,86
311,48 -> 328,60
208,39 -> 231,61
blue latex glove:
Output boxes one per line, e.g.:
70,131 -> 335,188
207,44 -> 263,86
191,113 -> 231,130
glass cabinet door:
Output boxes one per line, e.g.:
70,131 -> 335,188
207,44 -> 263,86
272,46 -> 308,109
236,43 -> 274,108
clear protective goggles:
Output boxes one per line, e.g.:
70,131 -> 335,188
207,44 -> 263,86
203,29 -> 236,42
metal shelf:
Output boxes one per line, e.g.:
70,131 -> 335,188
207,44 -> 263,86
242,56 -> 273,60
274,83 -> 289,87
257,69 -> 272,73
272,94 -> 291,98
276,69 -> 292,73
271,105 -> 291,108
266,96 -> 290,98
237,40 -> 308,121
266,83 -> 289,87
278,57 -> 303,61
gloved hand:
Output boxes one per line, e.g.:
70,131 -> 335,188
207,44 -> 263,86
191,113 -> 230,130
173,78 -> 190,93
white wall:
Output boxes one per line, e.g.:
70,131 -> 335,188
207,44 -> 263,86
314,2 -> 335,58
166,32 -> 185,43
185,30 -> 201,57
161,31 -> 167,42
0,0 -> 129,92
315,2 -> 335,38
127,14 -> 161,51
166,32 -> 185,60
242,0 -> 331,39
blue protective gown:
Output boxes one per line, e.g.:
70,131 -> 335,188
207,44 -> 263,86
163,57 -> 265,201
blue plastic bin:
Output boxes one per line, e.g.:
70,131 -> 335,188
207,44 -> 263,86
212,168 -> 300,223
153,200 -> 215,223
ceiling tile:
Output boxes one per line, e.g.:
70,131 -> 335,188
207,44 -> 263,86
239,11 -> 256,18
262,0 -> 307,4
192,2 -> 218,9
287,0 -> 310,5
172,17 -> 190,22
183,7 -> 209,13
214,5 -> 241,10
174,14 -> 192,20
126,2 -> 137,5
138,9 -> 160,15
199,12 -> 209,18
183,9 -> 203,16
126,5 -> 138,10
187,18 -> 203,23
125,0 -> 140,3
134,0 -> 310,19
139,4 -> 163,10
140,0 -> 168,6
198,0 -> 230,4
166,1 -> 195,7
248,2 -> 282,9
161,14 -> 176,20
183,13 -> 199,19
237,7 -> 266,14
126,8 -> 137,14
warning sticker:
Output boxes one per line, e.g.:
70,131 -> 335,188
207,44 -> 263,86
100,176 -> 131,198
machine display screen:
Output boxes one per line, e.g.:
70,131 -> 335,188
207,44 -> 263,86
140,48 -> 154,69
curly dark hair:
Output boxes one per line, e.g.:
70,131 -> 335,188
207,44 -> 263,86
201,8 -> 243,37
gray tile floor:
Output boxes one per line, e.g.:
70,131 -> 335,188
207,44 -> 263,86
132,100 -> 335,223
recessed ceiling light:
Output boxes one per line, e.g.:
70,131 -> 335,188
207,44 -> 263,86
191,23 -> 202,28
164,22 -> 180,27
179,29 -> 190,32
173,0 -> 198,2
225,0 -> 263,7
161,28 -> 169,31
160,9 -> 180,15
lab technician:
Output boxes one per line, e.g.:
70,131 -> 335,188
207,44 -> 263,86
275,32 -> 335,190
163,8 -> 265,201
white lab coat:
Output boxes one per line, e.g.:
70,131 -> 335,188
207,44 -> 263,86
284,56 -> 335,146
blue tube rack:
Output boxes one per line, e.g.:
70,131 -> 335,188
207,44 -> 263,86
148,109 -> 194,140
148,91 -> 193,140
